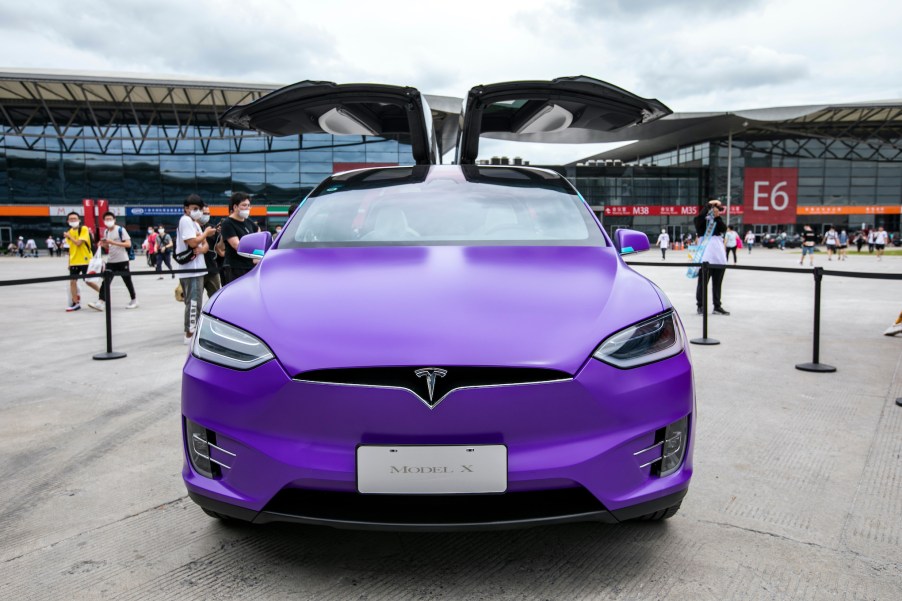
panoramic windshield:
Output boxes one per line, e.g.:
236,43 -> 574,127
280,166 -> 605,248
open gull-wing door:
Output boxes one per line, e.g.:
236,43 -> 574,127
456,76 -> 672,164
221,81 -> 438,165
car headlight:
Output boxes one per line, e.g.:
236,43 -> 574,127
592,310 -> 683,369
192,314 -> 274,370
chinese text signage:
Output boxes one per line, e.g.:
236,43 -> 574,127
602,205 -> 744,217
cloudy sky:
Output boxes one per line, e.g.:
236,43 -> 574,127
2,0 -> 901,163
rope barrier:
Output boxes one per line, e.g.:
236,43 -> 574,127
0,267 -> 207,287
1,256 -> 897,370
626,258 -> 902,373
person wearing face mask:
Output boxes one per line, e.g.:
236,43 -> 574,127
219,192 -> 256,285
155,224 -> 175,279
177,194 -> 215,344
143,226 -> 158,268
63,211 -> 100,312
89,211 -> 139,311
198,205 -> 221,299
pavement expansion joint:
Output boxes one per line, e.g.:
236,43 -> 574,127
698,519 -> 830,551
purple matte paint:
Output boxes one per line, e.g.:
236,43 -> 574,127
182,165 -> 694,530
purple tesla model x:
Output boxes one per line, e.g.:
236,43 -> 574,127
182,77 -> 694,530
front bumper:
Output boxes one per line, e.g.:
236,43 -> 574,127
181,352 -> 694,530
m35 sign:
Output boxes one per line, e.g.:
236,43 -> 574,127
743,168 -> 798,224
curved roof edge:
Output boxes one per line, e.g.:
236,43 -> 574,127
568,100 -> 902,164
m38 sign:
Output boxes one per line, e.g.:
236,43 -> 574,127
743,168 -> 798,224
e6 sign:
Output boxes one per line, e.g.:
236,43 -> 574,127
743,168 -> 798,225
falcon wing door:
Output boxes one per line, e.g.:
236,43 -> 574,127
222,81 -> 438,165
456,76 -> 671,164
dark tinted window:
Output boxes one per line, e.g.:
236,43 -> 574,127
280,166 -> 604,247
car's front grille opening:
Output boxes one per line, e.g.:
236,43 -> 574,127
293,366 -> 572,405
263,486 -> 606,525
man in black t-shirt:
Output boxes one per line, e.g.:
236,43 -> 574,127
220,192 -> 256,285
800,225 -> 817,266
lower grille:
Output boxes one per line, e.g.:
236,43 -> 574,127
261,486 -> 608,527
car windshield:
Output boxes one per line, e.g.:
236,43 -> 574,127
280,166 -> 605,248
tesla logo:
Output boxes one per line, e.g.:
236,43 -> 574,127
415,368 -> 447,403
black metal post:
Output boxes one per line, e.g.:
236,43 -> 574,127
795,267 -> 835,372
93,269 -> 127,361
691,262 -> 720,346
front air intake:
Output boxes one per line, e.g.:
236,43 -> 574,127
294,366 -> 571,407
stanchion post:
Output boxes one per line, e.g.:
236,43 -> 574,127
93,269 -> 127,361
691,262 -> 720,346
795,267 -> 835,373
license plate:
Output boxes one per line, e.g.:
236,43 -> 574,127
356,445 -> 507,494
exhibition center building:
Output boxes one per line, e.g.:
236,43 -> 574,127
568,102 -> 902,240
1,69 -> 901,244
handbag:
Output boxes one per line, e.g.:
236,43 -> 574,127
174,245 -> 196,265
85,248 -> 104,286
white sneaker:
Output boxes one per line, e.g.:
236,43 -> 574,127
183,334 -> 193,345
126,299 -> 139,309
88,300 -> 105,311
883,323 -> 902,336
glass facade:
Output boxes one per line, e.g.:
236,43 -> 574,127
622,138 -> 902,234
570,165 -> 707,238
0,126 -> 414,205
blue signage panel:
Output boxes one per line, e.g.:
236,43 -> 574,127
126,206 -> 184,216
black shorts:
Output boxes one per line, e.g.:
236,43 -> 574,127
875,244 -> 886,250
69,265 -> 88,276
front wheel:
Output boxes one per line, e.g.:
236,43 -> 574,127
634,502 -> 681,522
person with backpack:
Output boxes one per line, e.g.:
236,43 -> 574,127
724,225 -> 740,264
155,224 -> 175,279
88,211 -> 139,311
63,211 -> 100,311
176,195 -> 214,344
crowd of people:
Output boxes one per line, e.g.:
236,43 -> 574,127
48,192 -> 275,344
4,198 -> 898,341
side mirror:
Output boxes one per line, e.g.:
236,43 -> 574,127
614,229 -> 650,255
237,231 -> 273,260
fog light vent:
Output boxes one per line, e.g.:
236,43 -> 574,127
659,416 -> 688,476
185,418 -> 235,479
633,415 -> 689,476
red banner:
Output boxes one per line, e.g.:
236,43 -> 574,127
743,168 -> 798,224
602,205 -> 744,217
95,198 -> 109,224
82,198 -> 96,232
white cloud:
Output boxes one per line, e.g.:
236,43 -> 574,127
1,0 -> 901,163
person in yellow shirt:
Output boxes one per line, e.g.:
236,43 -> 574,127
64,211 -> 100,312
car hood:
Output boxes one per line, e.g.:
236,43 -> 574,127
209,246 -> 665,376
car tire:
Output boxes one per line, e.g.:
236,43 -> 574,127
634,502 -> 681,522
